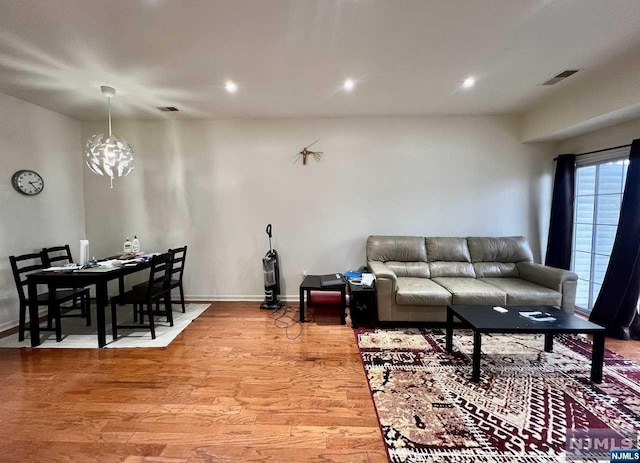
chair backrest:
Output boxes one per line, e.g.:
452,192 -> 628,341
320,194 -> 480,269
9,252 -> 46,303
146,252 -> 173,298
42,245 -> 73,267
168,246 -> 187,282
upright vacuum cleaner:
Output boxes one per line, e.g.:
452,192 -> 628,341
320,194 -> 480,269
260,224 -> 282,310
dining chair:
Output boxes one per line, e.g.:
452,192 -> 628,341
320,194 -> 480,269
133,246 -> 188,314
110,252 -> 173,341
169,246 -> 188,313
42,245 -> 91,326
9,252 -> 91,342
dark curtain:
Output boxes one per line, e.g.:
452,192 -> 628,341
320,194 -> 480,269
545,154 -> 576,270
590,138 -> 640,340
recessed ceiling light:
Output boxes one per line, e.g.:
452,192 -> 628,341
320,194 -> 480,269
225,80 -> 238,93
462,77 -> 475,89
343,79 -> 355,91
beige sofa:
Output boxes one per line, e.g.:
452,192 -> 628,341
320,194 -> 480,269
367,236 -> 578,323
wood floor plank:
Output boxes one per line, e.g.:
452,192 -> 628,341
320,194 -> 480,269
160,444 -> 376,462
254,412 -> 379,427
0,442 -> 165,463
128,431 -> 328,448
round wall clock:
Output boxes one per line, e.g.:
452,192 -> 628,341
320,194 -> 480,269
11,170 -> 44,196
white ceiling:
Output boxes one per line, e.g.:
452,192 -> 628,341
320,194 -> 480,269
1,0 -> 640,120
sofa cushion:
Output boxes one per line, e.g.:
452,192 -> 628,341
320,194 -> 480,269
467,236 -> 533,263
385,261 -> 430,278
426,237 -> 471,262
473,262 -> 519,278
433,277 -> 507,305
429,262 -> 476,278
367,236 -> 427,262
396,277 -> 452,306
481,278 -> 562,306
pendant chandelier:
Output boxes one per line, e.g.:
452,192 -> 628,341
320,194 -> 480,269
85,86 -> 134,189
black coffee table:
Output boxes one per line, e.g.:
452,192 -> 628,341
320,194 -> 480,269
445,304 -> 606,383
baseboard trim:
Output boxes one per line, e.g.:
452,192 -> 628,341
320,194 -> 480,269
186,295 -> 301,303
0,308 -> 49,336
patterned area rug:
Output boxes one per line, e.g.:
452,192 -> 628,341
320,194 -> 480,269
355,328 -> 640,463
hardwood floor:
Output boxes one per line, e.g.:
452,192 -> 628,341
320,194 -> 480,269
0,302 -> 639,462
601,335 -> 640,362
0,302 -> 387,463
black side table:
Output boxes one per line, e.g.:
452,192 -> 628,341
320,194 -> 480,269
299,275 -> 347,325
348,281 -> 377,328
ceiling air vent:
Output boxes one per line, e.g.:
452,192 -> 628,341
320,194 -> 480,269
157,106 -> 179,112
541,70 -> 579,86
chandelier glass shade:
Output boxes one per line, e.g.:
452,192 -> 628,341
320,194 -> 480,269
85,134 -> 134,178
85,86 -> 134,188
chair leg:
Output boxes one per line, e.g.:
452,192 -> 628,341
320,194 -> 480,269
54,305 -> 62,342
133,303 -> 138,323
165,296 -> 174,327
85,293 -> 91,326
147,302 -> 156,339
47,306 -> 53,329
179,284 -> 186,313
111,300 -> 118,341
18,302 -> 26,342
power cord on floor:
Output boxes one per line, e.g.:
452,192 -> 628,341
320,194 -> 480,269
269,303 -> 314,340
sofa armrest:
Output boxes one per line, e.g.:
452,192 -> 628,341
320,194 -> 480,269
368,261 -> 397,321
517,262 -> 577,292
369,261 -> 397,285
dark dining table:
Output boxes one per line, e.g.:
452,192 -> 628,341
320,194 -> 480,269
27,258 -> 153,348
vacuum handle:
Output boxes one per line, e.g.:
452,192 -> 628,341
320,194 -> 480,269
265,223 -> 273,252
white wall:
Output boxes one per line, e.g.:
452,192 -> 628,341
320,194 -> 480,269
521,43 -> 640,143
82,115 -> 557,300
558,116 -> 640,154
0,93 -> 85,330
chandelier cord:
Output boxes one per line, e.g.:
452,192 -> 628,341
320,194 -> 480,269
108,96 -> 113,189
107,96 -> 112,137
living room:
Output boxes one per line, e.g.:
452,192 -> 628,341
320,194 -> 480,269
1,1 -> 640,462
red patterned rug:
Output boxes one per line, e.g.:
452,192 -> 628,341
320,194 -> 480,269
355,328 -> 640,463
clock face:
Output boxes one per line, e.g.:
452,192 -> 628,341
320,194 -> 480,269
12,170 -> 44,196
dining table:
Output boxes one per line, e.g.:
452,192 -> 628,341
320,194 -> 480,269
26,257 -> 156,348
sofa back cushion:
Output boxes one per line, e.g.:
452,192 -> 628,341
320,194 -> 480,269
367,236 -> 427,262
430,261 -> 476,278
473,262 -> 519,278
385,261 -> 431,278
425,237 -> 471,262
467,236 -> 533,263
424,237 -> 474,278
367,236 -> 430,278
